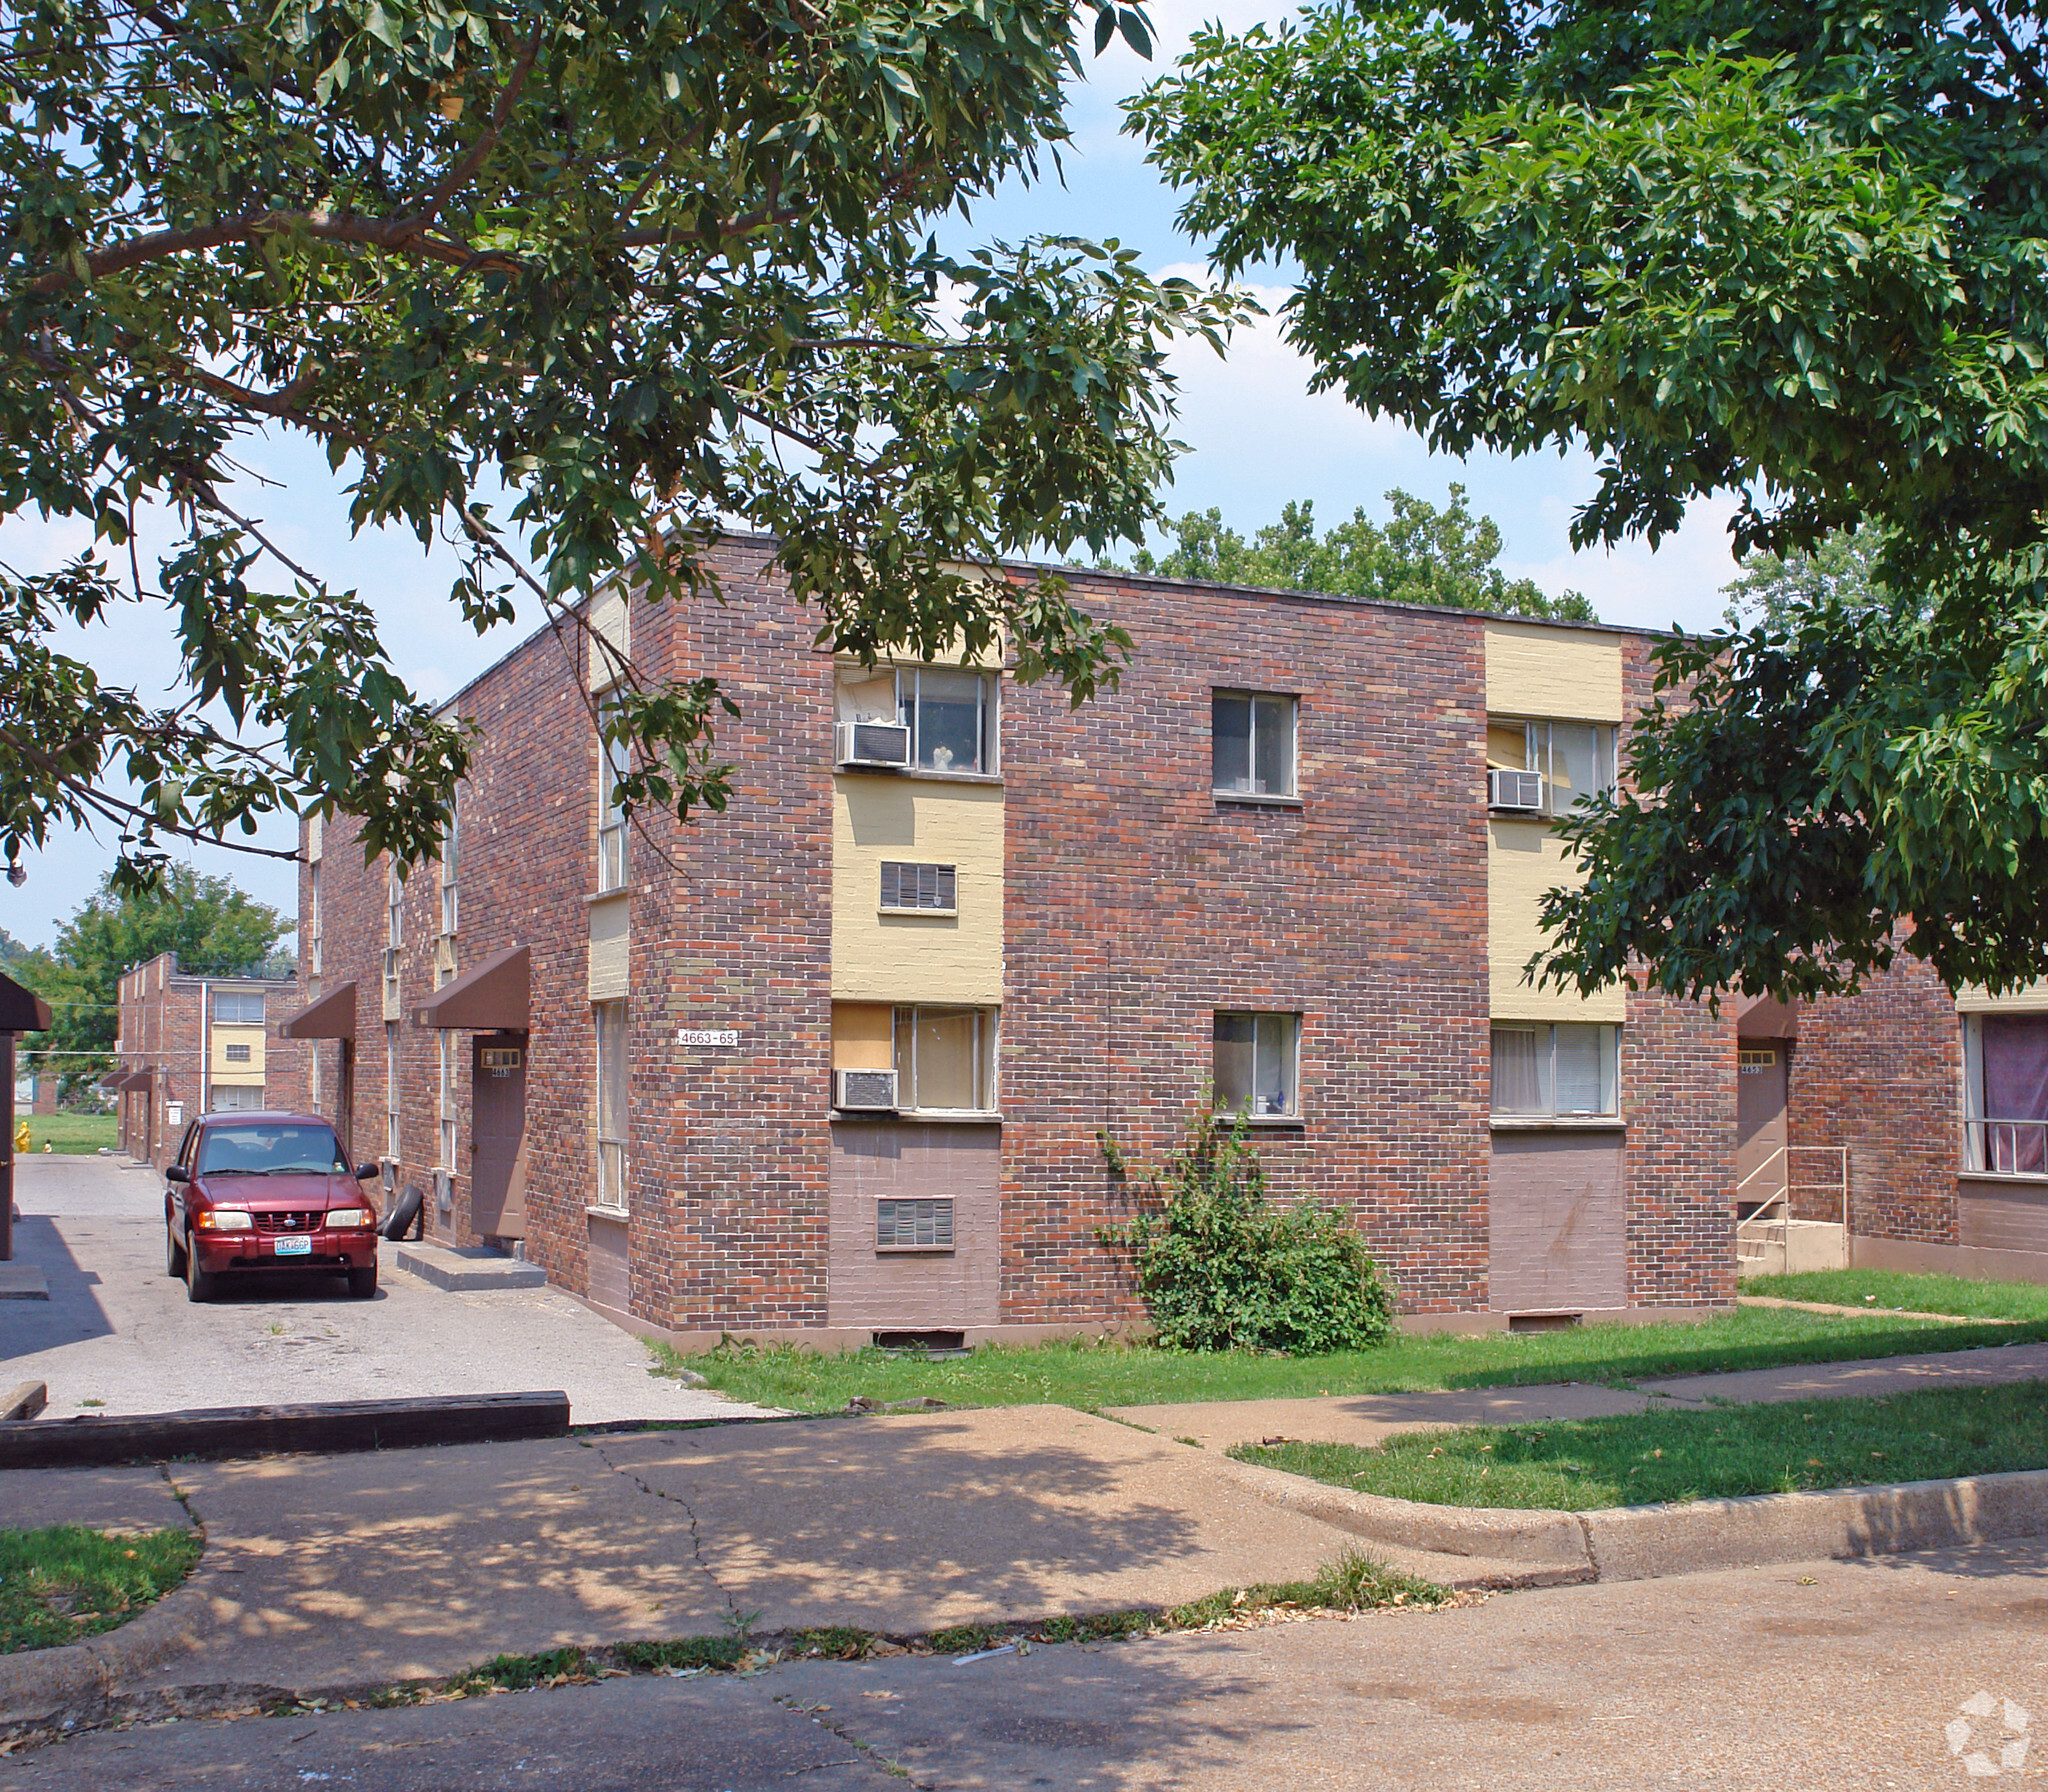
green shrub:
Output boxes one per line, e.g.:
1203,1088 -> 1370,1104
1099,1104 -> 1396,1354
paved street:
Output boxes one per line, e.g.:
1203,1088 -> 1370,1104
3,1539 -> 2043,1790
1,1156 -> 765,1425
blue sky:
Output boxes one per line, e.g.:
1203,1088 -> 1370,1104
0,1 -> 1744,950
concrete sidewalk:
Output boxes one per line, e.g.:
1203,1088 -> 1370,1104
1106,1337 -> 2048,1451
0,1407 -> 1509,1720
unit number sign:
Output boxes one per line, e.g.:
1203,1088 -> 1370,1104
676,1029 -> 739,1047
480,1048 -> 523,1075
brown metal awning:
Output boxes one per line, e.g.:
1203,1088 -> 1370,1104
1736,992 -> 1799,1041
412,945 -> 529,1032
0,972 -> 51,1033
277,980 -> 357,1041
109,1067 -> 153,1092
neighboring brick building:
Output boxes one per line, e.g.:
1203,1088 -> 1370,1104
112,953 -> 306,1172
286,535 -> 1776,1346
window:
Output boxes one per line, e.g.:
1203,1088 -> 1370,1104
892,1006 -> 997,1113
1212,692 -> 1297,798
880,861 -> 957,913
438,1032 -> 457,1174
1213,1012 -> 1300,1119
1963,1014 -> 2048,1174
598,698 -> 630,892
877,1199 -> 954,1250
213,991 -> 265,1024
385,1021 -> 401,1161
836,666 -> 997,775
223,1042 -> 252,1064
595,1000 -> 629,1210
308,859 -> 322,975
208,1084 -> 264,1113
441,806 -> 459,936
385,862 -> 403,1005
1491,1023 -> 1620,1117
1487,719 -> 1617,816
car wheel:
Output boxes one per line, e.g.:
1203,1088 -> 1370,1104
347,1265 -> 378,1300
184,1240 -> 216,1304
166,1220 -> 187,1279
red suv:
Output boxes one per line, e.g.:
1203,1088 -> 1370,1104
164,1112 -> 382,1302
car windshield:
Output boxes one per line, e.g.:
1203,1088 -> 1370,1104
195,1123 -> 348,1177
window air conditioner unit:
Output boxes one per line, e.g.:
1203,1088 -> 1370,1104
1488,768 -> 1545,813
838,721 -> 911,767
835,1068 -> 899,1112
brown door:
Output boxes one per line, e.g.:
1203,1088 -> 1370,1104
336,1040 -> 355,1158
1736,1045 -> 1789,1214
470,1033 -> 529,1238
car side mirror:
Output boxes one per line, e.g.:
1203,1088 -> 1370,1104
165,1164 -> 190,1183
354,1163 -> 379,1181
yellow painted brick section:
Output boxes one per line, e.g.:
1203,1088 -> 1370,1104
209,1025 -> 267,1079
1484,621 -> 1624,722
832,775 -> 1003,1003
1488,820 -> 1625,1022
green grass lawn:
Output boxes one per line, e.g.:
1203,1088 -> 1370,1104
654,1303 -> 2048,1415
1747,1267 -> 2048,1322
0,1525 -> 200,1654
17,1112 -> 117,1155
1233,1381 -> 2048,1511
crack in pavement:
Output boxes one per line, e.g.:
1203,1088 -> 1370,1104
589,1440 -> 750,1629
775,1693 -> 931,1788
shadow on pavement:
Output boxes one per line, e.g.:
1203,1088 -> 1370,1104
0,1214 -> 113,1349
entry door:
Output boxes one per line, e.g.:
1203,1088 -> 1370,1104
1735,1045 -> 1789,1213
336,1041 -> 355,1158
470,1034 -> 529,1238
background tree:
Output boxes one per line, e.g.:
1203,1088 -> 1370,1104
1723,531 -> 1889,633
1112,486 -> 1592,619
13,868 -> 293,1099
0,926 -> 25,969
1132,0 -> 2048,999
1,0 -> 1240,892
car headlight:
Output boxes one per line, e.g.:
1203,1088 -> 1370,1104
325,1208 -> 373,1228
196,1209 -> 251,1231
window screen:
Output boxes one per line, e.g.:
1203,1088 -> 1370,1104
1213,693 -> 1296,797
213,991 -> 265,1024
880,862 -> 957,911
876,1199 -> 954,1249
223,1042 -> 252,1064
1214,1012 -> 1300,1118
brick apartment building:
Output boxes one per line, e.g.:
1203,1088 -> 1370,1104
112,952 -> 306,1170
280,536 -> 2048,1346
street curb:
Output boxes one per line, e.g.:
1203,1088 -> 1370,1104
1227,1457 -> 2048,1584
0,1554 -> 219,1733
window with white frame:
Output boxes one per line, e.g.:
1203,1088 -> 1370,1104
1487,719 -> 1617,816
440,805 -> 459,936
598,696 -> 630,892
595,1000 -> 629,1209
1962,1013 -> 2048,1175
891,1006 -> 997,1113
209,1084 -> 265,1113
1212,692 -> 1297,798
223,1042 -> 252,1064
438,1033 -> 457,1173
384,1020 -> 401,1160
308,859 -> 323,974
836,666 -> 998,776
1213,1012 -> 1300,1119
213,991 -> 265,1024
385,861 -> 403,1005
1491,1023 -> 1620,1117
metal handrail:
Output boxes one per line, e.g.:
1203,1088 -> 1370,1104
1736,1144 -> 1849,1234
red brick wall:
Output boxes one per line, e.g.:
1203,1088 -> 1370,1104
999,570 -> 1491,1320
1788,951 -> 1960,1243
1617,638 -> 1738,1304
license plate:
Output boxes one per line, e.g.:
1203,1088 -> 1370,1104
272,1235 -> 312,1257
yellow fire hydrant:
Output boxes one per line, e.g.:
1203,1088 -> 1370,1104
12,1118 -> 28,1156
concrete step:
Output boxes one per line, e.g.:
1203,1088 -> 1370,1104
392,1241 -> 547,1292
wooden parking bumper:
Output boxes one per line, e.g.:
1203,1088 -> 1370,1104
0,1390 -> 570,1469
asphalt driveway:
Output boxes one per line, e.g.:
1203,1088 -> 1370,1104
0,1155 -> 765,1425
